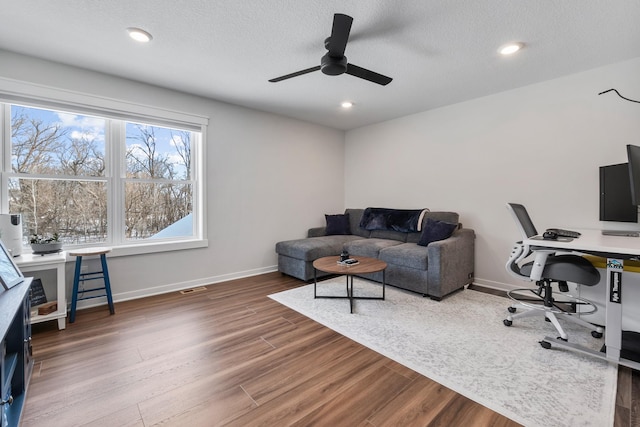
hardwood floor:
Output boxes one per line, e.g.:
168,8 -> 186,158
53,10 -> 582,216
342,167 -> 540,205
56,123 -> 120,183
20,273 -> 634,426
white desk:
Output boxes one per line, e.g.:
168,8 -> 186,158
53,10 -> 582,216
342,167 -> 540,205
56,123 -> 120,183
524,229 -> 640,369
15,251 -> 67,330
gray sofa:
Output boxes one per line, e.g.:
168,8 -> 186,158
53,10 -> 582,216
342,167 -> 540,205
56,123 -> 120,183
275,208 -> 475,300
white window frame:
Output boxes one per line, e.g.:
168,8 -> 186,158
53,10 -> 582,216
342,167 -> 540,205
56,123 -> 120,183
0,79 -> 208,257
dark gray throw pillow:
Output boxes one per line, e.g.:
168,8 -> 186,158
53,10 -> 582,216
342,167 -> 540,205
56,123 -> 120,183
417,218 -> 457,246
325,213 -> 351,235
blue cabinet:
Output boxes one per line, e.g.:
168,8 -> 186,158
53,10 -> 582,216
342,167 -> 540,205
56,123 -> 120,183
0,279 -> 33,427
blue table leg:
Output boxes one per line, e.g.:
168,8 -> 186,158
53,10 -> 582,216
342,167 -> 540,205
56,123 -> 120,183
100,254 -> 115,315
70,256 -> 83,323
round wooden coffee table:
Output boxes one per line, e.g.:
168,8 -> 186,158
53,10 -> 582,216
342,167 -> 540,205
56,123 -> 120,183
312,255 -> 387,313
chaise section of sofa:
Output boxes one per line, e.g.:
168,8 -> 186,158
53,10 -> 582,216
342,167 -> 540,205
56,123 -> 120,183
275,208 -> 475,300
276,234 -> 362,281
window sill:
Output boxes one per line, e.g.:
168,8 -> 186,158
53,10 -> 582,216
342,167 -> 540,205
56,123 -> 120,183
50,239 -> 209,260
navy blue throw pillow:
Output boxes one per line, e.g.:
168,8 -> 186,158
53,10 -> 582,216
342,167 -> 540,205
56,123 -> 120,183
417,218 -> 457,246
325,213 -> 351,235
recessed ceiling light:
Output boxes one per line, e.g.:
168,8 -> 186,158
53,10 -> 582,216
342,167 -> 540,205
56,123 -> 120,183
499,42 -> 524,55
341,101 -> 353,109
127,27 -> 153,43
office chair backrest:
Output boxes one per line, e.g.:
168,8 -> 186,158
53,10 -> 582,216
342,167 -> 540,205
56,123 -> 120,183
507,203 -> 538,239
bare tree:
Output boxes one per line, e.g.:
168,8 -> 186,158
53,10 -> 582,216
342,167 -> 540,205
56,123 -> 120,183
11,111 -> 67,173
11,111 -> 193,243
171,130 -> 191,179
11,111 -> 68,236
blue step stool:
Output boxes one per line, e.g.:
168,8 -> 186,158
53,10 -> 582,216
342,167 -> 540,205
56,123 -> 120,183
69,247 -> 114,323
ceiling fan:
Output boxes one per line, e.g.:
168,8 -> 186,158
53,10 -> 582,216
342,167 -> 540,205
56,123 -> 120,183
269,13 -> 393,86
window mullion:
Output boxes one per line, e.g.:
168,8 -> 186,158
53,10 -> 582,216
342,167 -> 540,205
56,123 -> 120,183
108,120 -> 124,246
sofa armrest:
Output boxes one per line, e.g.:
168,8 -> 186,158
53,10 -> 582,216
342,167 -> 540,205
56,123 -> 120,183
307,227 -> 326,238
426,228 -> 475,299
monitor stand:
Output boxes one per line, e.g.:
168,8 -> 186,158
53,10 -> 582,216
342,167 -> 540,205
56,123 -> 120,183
602,230 -> 640,237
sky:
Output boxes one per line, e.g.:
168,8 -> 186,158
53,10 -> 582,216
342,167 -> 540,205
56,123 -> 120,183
12,104 -> 190,178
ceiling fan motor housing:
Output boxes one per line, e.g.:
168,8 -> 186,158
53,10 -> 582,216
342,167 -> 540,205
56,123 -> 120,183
269,14 -> 392,85
321,53 -> 347,76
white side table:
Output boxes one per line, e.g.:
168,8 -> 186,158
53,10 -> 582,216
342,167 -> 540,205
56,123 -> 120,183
15,251 -> 67,330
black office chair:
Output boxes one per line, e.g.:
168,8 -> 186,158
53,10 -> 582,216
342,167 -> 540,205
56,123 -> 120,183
504,203 -> 603,343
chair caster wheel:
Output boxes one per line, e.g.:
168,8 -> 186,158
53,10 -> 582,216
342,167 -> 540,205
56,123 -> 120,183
557,336 -> 568,342
508,307 -> 516,313
503,319 -> 512,327
540,341 -> 552,349
592,331 -> 603,339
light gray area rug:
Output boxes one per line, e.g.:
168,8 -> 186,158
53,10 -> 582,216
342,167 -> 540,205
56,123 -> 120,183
269,278 -> 618,427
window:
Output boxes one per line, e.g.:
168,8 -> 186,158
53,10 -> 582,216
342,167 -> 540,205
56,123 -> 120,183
1,102 -> 204,253
124,122 -> 193,240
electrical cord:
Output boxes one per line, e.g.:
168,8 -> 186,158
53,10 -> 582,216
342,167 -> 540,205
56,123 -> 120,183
598,88 -> 640,103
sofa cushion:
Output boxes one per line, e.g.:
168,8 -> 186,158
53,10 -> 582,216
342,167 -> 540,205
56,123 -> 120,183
379,243 -> 429,270
370,229 -> 407,242
407,212 -> 460,243
417,218 -> 458,247
325,213 -> 351,235
424,211 -> 459,226
276,235 -> 360,261
343,238 -> 403,258
345,208 -> 371,238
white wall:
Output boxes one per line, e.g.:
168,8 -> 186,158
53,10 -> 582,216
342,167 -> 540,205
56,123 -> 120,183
3,48 -> 639,307
0,50 -> 346,302
345,57 -> 640,290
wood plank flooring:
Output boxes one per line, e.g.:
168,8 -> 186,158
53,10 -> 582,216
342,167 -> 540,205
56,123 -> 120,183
21,273 -> 635,426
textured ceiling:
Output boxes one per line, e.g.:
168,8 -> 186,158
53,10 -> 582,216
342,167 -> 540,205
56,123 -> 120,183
1,1 -> 640,130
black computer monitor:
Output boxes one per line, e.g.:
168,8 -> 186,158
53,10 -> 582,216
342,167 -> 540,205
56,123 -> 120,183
627,144 -> 640,205
600,163 -> 637,222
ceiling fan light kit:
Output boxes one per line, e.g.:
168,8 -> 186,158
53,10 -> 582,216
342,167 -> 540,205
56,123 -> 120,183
269,13 -> 392,86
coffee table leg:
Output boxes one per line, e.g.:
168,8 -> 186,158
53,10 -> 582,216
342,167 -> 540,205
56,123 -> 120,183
314,268 -> 317,298
349,275 -> 354,313
382,269 -> 386,300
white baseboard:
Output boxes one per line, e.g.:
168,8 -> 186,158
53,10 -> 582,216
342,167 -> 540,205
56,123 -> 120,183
72,265 -> 279,311
472,278 -> 519,292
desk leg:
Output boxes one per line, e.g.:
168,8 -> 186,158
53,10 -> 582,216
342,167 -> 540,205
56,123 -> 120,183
605,257 -> 624,361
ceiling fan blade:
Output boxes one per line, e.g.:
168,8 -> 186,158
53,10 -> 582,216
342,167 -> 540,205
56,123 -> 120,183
327,13 -> 353,57
345,64 -> 393,86
268,66 -> 321,83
